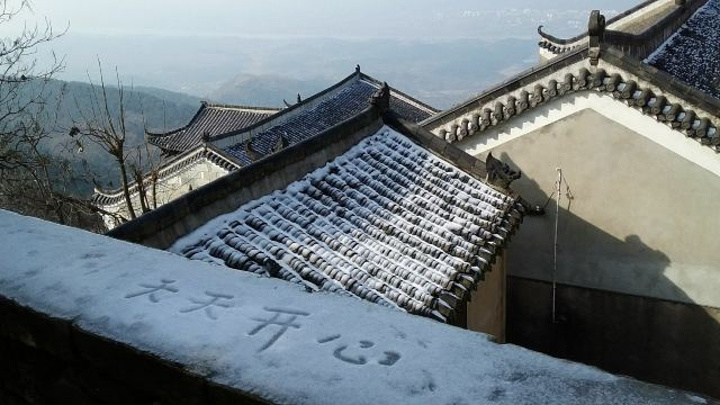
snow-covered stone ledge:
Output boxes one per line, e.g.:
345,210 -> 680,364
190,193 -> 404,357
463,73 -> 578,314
0,210 -> 713,405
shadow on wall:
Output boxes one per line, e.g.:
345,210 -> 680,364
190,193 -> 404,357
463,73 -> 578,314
498,152 -> 720,399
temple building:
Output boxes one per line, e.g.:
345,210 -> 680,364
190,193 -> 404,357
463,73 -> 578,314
108,87 -> 525,341
93,68 -> 438,230
421,0 -> 719,397
88,0 -> 720,399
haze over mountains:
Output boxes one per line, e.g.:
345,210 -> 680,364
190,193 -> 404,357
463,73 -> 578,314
10,1 -> 643,197
27,1 -> 641,109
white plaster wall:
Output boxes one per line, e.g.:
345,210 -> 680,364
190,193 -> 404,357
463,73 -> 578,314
99,158 -> 229,230
456,104 -> 720,309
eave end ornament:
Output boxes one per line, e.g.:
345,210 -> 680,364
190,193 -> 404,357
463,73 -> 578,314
588,10 -> 606,66
485,152 -> 521,188
371,82 -> 391,113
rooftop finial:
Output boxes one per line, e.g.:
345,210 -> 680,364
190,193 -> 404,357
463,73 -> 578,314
355,64 -> 361,74
371,82 -> 391,112
297,93 -> 302,103
588,10 -> 606,66
485,152 -> 521,188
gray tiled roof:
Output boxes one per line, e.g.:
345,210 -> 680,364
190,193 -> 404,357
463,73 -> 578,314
147,103 -> 279,154
222,75 -> 438,164
174,128 -> 522,321
646,0 -> 720,100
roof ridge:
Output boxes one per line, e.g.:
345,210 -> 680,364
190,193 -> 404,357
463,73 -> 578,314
539,0 -> 710,59
210,70 -> 362,144
203,103 -> 282,112
146,102 -> 209,138
422,46 -> 590,126
359,72 -> 440,114
146,102 -> 282,140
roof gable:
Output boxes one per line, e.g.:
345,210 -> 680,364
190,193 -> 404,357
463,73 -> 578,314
422,45 -> 720,156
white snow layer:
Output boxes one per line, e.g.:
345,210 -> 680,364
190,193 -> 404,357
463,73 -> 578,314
0,209 -> 709,405
171,127 -> 521,321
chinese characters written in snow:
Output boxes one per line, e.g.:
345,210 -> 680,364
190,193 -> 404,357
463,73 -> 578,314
124,279 -> 401,366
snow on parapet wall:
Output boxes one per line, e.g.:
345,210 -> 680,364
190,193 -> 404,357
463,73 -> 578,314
172,127 -> 521,322
0,210 -> 710,405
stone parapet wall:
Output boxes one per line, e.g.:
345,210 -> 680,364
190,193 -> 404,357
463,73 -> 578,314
0,209 -> 711,405
0,297 -> 266,405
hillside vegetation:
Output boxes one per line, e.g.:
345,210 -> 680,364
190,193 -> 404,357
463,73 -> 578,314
31,78 -> 201,195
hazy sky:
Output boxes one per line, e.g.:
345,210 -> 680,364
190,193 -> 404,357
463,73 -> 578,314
16,0 -> 643,38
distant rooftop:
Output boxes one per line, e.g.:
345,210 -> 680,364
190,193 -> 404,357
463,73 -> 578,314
146,103 -> 280,155
216,70 -> 439,165
95,69 -> 438,208
646,0 -> 720,100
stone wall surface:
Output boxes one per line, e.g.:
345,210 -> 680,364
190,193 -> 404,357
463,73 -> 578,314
507,276 -> 720,398
0,297 -> 267,405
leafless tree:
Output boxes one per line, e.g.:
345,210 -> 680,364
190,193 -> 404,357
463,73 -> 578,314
68,61 -> 162,224
0,1 -> 108,228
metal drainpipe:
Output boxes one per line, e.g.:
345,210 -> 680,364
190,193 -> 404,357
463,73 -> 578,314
552,168 -> 562,324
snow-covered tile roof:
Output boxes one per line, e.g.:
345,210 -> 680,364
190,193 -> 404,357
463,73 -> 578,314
646,0 -> 720,99
171,127 -> 523,321
0,209 -> 709,405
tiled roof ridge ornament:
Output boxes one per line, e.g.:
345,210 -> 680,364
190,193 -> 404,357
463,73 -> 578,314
371,82 -> 391,113
355,64 -> 361,74
588,10 -> 606,66
244,140 -> 262,162
271,133 -> 288,153
282,93 -> 303,108
485,152 -> 521,189
434,65 -> 719,152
